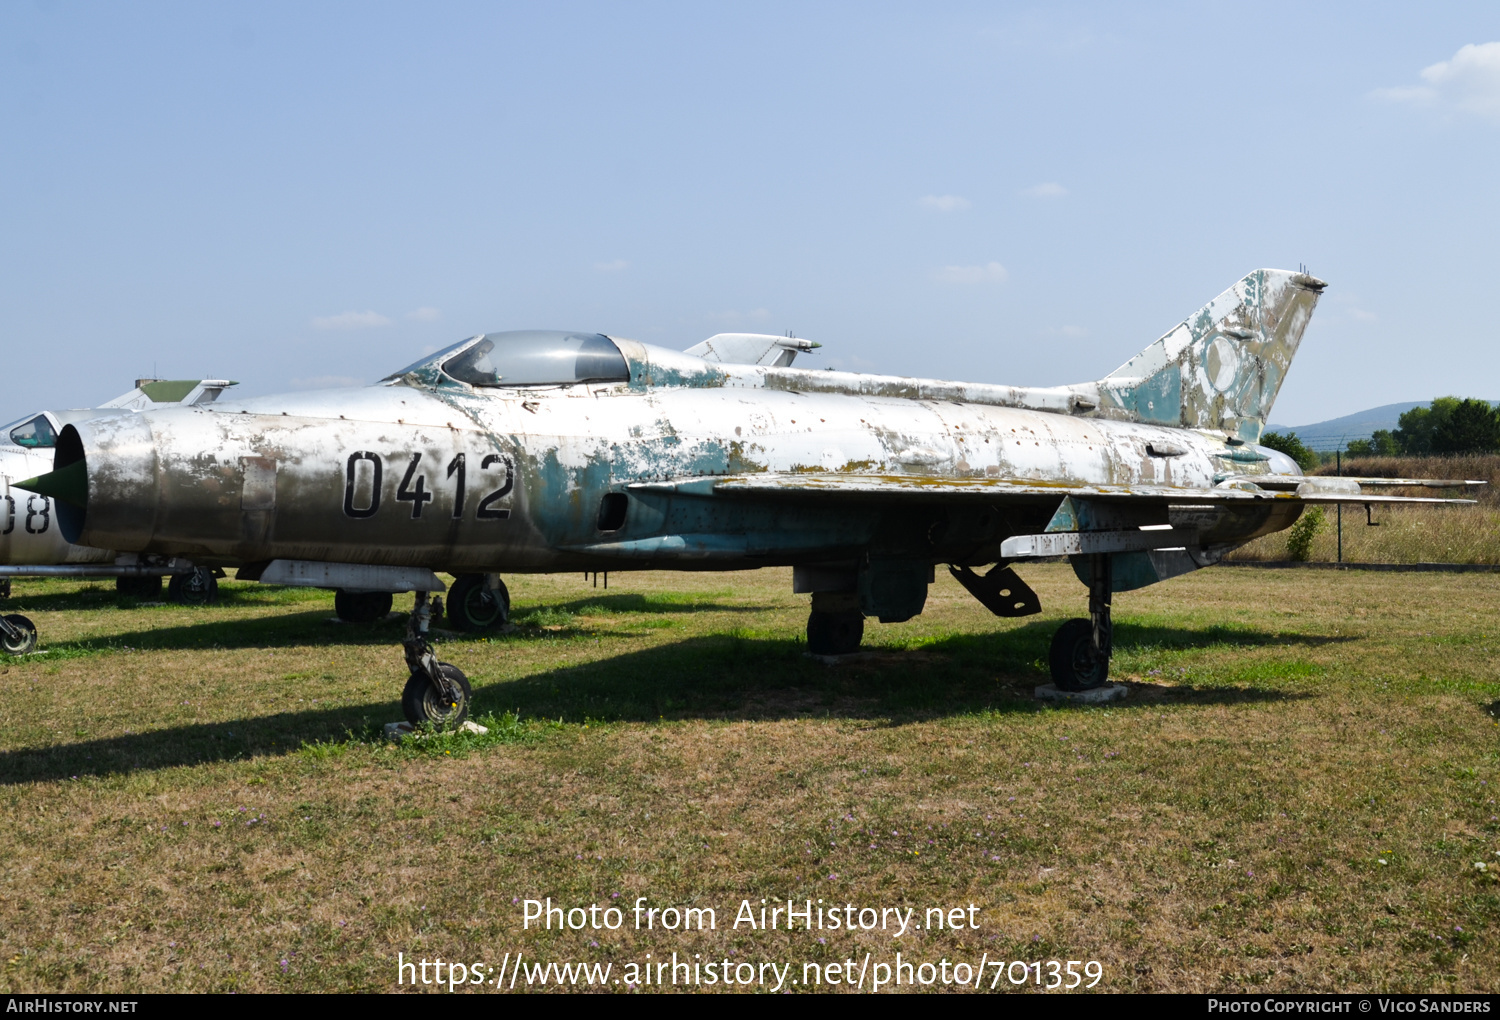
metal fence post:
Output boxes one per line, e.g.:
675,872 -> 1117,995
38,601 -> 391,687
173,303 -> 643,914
1336,450 -> 1343,564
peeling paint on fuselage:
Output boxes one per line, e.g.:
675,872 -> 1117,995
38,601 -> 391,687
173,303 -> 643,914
70,358 -> 1291,575
63,268 -> 1324,578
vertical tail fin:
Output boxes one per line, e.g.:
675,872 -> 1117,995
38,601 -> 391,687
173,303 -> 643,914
1095,269 -> 1325,441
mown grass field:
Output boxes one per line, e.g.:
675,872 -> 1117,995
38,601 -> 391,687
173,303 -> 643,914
1,565 -> 1497,993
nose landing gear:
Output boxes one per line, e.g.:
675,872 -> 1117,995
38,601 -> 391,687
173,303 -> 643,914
1048,554 -> 1113,691
400,589 -> 471,728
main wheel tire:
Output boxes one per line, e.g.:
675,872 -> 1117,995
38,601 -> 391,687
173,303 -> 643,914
1049,617 -> 1110,691
167,568 -> 219,606
446,574 -> 510,631
401,664 -> 472,728
807,609 -> 864,656
1,614 -> 38,656
116,575 -> 163,600
334,589 -> 393,623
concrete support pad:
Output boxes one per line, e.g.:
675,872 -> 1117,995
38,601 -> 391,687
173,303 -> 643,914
384,719 -> 490,741
1034,682 -> 1128,704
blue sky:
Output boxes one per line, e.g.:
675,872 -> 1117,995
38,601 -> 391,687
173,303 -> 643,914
3,2 -> 1498,425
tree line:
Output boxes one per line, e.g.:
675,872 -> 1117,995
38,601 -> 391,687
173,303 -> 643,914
1260,397 -> 1500,471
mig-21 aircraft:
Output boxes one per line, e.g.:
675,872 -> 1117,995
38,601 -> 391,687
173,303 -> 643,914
16,270 -> 1480,723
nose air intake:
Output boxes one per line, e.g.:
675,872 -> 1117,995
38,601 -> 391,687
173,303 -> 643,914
16,418 -> 161,550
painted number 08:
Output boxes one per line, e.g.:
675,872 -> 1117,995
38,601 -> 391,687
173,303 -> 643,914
343,451 -> 512,520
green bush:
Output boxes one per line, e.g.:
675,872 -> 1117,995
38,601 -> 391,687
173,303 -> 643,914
1286,506 -> 1326,561
1260,430 -> 1319,473
1346,430 -> 1399,458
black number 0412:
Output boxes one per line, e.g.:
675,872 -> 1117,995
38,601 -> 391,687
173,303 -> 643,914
343,451 -> 512,520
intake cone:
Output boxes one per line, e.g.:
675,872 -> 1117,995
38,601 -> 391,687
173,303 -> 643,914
15,460 -> 88,508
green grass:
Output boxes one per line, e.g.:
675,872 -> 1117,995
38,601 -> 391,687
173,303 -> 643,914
1,566 -> 1497,993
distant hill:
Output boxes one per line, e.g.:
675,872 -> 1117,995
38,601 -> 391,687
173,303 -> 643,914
1266,400 -> 1499,451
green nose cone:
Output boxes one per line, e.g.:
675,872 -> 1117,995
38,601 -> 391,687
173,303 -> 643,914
15,460 -> 88,508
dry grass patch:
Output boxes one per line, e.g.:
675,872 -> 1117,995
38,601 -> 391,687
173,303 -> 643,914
1231,453 -> 1500,564
0,566 -> 1497,993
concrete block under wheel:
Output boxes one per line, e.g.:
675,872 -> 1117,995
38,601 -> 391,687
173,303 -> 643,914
1034,683 -> 1128,704
384,720 -> 490,741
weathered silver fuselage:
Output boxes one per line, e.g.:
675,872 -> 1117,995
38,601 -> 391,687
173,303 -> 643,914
56,341 -> 1300,576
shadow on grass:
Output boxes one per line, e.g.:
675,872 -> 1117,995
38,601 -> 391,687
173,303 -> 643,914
527,593 -> 772,615
1106,620 -> 1358,652
40,608 -> 409,655
29,593 -> 771,657
1,618 -> 1322,784
1,582 -> 323,614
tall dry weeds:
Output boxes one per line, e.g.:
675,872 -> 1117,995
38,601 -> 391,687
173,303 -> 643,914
1228,454 -> 1500,563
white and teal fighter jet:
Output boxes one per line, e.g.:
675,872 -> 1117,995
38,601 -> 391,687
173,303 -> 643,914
16,271 -> 1479,721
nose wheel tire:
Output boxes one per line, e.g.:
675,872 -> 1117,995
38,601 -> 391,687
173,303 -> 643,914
446,574 -> 509,631
1,614 -> 38,656
807,609 -> 864,656
1049,617 -> 1110,691
168,568 -> 219,606
335,589 -> 394,622
401,664 -> 472,728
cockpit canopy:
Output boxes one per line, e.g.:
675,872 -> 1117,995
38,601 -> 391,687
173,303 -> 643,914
387,331 -> 630,388
6,414 -> 57,449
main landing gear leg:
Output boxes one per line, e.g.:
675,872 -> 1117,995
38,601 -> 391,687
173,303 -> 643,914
1048,554 -> 1112,691
400,590 -> 472,728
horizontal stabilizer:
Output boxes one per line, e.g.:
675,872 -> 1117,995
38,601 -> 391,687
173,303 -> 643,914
1220,474 -> 1486,491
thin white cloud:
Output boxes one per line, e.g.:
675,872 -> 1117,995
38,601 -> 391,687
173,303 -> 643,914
1021,182 -> 1068,198
1349,308 -> 1379,323
919,194 -> 971,212
288,374 -> 365,390
933,262 -> 1008,285
595,259 -> 631,273
406,306 -> 441,322
311,310 -> 391,330
1049,324 -> 1089,338
1374,42 -> 1500,121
